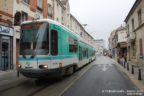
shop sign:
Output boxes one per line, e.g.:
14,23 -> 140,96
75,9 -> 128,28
129,32 -> 136,40
0,25 -> 13,36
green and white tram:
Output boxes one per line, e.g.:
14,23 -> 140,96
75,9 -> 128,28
18,19 -> 96,78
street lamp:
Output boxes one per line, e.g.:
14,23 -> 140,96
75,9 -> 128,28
82,24 -> 88,27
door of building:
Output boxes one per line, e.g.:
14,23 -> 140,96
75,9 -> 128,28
1,37 -> 10,71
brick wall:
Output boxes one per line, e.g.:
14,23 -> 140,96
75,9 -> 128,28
16,0 -> 19,4
29,0 -> 37,12
52,0 -> 55,20
43,0 -> 48,18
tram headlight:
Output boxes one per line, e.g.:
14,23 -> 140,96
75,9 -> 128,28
18,64 -> 21,68
43,65 -> 48,69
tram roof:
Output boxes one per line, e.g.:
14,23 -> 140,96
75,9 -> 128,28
22,19 -> 94,49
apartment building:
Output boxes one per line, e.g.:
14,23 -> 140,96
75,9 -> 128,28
94,39 -> 106,54
94,39 -> 105,49
125,0 -> 144,66
70,14 -> 82,36
108,30 -> 116,57
0,0 -> 14,70
109,26 -> 127,60
60,0 -> 70,28
115,27 -> 127,59
70,14 -> 94,44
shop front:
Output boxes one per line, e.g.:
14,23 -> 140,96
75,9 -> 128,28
0,25 -> 13,71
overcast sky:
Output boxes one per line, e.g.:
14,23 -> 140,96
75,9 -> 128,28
69,0 -> 136,48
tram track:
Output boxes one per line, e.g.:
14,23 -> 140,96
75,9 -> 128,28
0,62 -> 93,96
0,78 -> 30,92
0,78 -> 57,96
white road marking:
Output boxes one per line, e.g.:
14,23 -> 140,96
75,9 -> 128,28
102,64 -> 107,71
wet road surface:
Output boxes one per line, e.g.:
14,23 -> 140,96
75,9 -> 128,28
0,58 -> 92,96
0,56 -> 139,96
62,56 -> 138,96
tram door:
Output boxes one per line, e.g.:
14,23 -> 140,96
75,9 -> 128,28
1,38 -> 10,70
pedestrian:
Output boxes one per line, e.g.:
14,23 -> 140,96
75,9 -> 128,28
124,51 -> 127,64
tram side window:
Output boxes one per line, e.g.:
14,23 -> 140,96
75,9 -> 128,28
82,48 -> 87,57
79,46 -> 82,60
51,30 -> 58,55
86,48 -> 88,58
69,37 -> 77,53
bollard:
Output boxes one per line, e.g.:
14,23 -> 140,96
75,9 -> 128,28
127,63 -> 129,71
138,69 -> 142,80
132,65 -> 134,74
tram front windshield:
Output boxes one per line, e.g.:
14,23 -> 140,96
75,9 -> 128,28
20,22 -> 49,55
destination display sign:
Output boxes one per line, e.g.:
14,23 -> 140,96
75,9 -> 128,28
23,23 -> 43,29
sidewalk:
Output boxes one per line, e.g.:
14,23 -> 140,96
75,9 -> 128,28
112,58 -> 144,91
0,70 -> 20,82
0,70 -> 28,91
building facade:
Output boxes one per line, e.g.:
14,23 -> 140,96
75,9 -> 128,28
0,25 -> 13,70
108,30 -> 116,57
0,0 -> 14,70
94,39 -> 106,54
125,0 -> 144,66
70,14 -> 95,44
109,26 -> 127,60
94,39 -> 105,49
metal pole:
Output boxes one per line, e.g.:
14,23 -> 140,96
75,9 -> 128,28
127,62 -> 129,71
124,61 -> 126,68
138,69 -> 142,80
132,65 -> 134,74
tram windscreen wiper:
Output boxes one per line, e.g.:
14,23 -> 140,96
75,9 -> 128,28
22,53 -> 26,58
30,51 -> 36,58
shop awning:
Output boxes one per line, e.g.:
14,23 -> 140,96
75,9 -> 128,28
120,43 -> 127,48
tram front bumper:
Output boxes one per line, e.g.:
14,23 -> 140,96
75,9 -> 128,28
18,68 -> 65,78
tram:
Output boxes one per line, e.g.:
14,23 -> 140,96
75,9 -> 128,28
18,19 -> 96,78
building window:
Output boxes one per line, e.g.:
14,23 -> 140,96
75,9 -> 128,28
132,19 -> 134,31
21,12 -> 27,22
51,30 -> 58,55
82,48 -> 86,57
138,9 -> 142,26
80,32 -> 82,37
37,0 -> 43,11
48,4 -> 52,18
69,37 -> 77,53
132,42 -> 136,57
23,0 -> 29,4
79,47 -> 82,60
14,12 -> 21,26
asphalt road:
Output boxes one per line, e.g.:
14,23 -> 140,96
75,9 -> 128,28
0,56 -> 140,96
0,57 -> 93,96
62,56 -> 139,96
